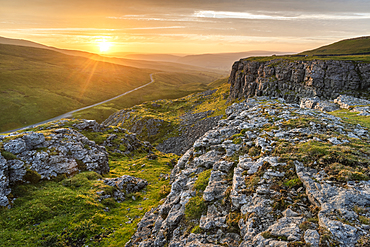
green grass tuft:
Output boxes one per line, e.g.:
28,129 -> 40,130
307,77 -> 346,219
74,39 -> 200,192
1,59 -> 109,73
193,169 -> 212,191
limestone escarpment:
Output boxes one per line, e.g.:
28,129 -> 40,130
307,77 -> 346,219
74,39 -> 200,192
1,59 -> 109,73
0,119 -> 154,208
125,97 -> 370,247
228,59 -> 370,102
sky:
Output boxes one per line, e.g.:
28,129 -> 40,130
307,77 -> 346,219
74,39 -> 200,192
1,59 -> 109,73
0,0 -> 370,54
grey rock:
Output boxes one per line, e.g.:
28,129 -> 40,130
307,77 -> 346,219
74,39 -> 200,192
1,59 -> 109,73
103,175 -> 148,202
334,95 -> 370,109
267,216 -> 305,241
4,139 -> 27,154
0,128 -> 109,208
328,137 -> 343,145
23,132 -> 45,149
296,162 -> 369,246
304,229 -> 320,247
228,60 -> 370,103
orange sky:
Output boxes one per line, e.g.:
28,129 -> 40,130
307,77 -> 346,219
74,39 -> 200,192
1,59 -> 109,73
0,0 -> 370,54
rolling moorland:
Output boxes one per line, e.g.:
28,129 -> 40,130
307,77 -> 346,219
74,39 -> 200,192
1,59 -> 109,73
0,36 -> 370,247
0,40 -> 226,132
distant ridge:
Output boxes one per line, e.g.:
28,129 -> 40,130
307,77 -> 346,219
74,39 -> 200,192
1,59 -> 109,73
120,51 -> 291,70
0,36 -> 52,49
300,36 -> 370,56
0,36 -> 291,71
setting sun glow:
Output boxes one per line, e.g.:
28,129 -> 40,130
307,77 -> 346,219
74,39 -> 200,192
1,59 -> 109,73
99,41 -> 111,53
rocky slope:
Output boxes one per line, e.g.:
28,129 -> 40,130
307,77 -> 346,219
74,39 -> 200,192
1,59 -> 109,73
0,119 -> 152,209
2,59 -> 370,246
126,96 -> 370,247
228,59 -> 370,102
103,88 -> 228,155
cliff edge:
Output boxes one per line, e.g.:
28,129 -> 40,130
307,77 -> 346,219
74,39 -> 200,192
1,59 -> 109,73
228,59 -> 370,102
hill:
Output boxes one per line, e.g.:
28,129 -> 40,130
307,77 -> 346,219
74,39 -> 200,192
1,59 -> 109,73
0,43 -> 156,132
1,77 -> 370,246
176,51 -> 289,70
301,36 -> 370,56
0,36 -> 227,74
0,43 -> 226,132
119,51 -> 289,71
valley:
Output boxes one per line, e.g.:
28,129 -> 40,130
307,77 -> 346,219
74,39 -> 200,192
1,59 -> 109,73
0,40 -> 226,132
0,36 -> 370,247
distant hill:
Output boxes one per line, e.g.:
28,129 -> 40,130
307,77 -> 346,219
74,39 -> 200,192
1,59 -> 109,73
118,51 -> 290,71
0,43 -> 156,132
176,51 -> 289,70
119,53 -> 182,62
300,36 -> 370,56
0,36 -> 52,49
0,36 -> 225,74
0,42 -> 225,132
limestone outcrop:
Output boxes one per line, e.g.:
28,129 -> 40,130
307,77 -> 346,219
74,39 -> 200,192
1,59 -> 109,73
97,175 -> 148,202
228,59 -> 370,102
103,90 -> 223,155
126,97 -> 370,247
0,127 -> 109,208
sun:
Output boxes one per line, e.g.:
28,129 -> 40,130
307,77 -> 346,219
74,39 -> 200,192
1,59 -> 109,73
99,41 -> 111,53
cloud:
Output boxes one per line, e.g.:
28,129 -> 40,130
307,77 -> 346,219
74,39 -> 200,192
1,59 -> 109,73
193,10 -> 370,21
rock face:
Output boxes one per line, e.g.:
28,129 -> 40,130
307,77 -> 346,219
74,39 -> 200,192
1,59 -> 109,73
156,111 -> 222,155
0,128 -> 109,208
126,97 -> 370,247
103,90 -> 223,155
98,175 -> 148,202
228,59 -> 370,102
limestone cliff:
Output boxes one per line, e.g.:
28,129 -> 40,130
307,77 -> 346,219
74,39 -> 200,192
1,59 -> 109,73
228,59 -> 370,102
125,96 -> 370,247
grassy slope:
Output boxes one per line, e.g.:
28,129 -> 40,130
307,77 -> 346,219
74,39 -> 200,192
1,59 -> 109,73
0,124 -> 177,246
300,36 -> 370,55
0,44 -> 227,132
72,73 -> 225,123
0,44 -> 154,132
244,54 -> 370,63
1,80 -> 369,246
0,80 -> 231,246
1,79 -> 370,246
243,36 -> 370,63
106,78 -> 230,145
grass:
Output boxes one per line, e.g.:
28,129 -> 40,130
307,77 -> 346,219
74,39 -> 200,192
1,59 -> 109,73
300,36 -> 370,56
72,74 -> 227,124
184,195 -> 207,221
0,152 -> 176,247
330,109 -> 370,129
193,169 -> 212,191
0,123 -> 178,246
91,78 -> 230,146
244,36 -> 370,63
271,111 -> 370,183
244,54 -> 370,63
0,44 -> 226,133
0,44 -> 154,132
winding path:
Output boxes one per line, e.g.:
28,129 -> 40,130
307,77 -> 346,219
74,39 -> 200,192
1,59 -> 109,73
2,73 -> 155,134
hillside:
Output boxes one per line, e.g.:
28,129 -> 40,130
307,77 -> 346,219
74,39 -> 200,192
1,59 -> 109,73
120,51 -> 289,71
72,74 -> 226,123
1,37 -> 370,247
0,43 -> 156,132
0,36 -> 227,74
300,36 -> 370,56
1,75 -> 370,246
0,42 -> 226,132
